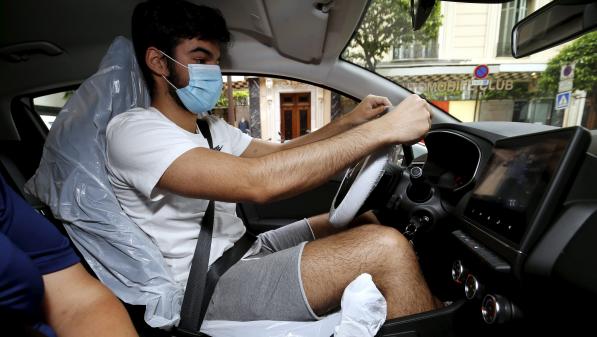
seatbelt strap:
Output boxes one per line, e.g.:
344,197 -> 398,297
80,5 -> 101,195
177,118 -> 215,336
197,118 -> 214,149
201,232 -> 256,317
177,118 -> 256,336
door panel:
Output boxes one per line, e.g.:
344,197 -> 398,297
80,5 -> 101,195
237,173 -> 344,234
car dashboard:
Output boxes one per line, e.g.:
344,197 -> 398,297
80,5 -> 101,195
376,122 -> 597,334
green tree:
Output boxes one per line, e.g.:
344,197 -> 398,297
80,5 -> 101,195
538,31 -> 597,127
216,89 -> 249,107
538,32 -> 597,95
343,0 -> 442,71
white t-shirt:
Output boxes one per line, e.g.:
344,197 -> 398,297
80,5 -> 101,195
106,107 -> 253,284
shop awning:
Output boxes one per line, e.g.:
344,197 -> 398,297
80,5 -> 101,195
376,63 -> 547,83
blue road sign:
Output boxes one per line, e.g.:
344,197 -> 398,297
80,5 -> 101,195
555,91 -> 571,110
474,65 -> 489,79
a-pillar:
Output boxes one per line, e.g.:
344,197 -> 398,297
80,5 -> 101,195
331,92 -> 342,121
248,77 -> 261,138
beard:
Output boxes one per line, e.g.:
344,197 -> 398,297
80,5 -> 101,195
165,60 -> 188,111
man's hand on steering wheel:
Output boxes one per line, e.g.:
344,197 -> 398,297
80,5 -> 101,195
342,94 -> 392,127
377,94 -> 432,145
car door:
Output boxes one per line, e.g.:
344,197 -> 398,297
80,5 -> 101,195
237,174 -> 344,233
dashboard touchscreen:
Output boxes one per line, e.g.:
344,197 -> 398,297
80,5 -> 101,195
465,129 -> 579,245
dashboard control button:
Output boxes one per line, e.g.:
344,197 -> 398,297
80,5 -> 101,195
409,166 -> 423,179
464,274 -> 482,299
451,260 -> 466,284
481,294 -> 521,324
481,294 -> 499,324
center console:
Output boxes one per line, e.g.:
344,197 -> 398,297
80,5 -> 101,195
452,127 -> 590,324
462,127 -> 590,262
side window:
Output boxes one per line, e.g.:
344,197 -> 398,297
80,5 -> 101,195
33,91 -> 73,129
213,76 -> 358,142
31,79 -> 359,139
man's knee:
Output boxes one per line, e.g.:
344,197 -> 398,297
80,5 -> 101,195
356,224 -> 415,261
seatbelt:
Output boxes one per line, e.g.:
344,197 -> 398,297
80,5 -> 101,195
177,118 -> 256,337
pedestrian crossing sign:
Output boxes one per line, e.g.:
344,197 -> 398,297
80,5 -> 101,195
556,91 -> 571,110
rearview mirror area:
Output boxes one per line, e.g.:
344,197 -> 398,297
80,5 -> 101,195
512,0 -> 597,58
410,0 -> 437,31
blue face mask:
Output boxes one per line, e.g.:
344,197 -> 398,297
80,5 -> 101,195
160,50 -> 223,116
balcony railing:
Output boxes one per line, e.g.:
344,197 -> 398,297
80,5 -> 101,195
393,40 -> 438,60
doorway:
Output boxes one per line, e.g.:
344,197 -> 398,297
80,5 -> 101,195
280,92 -> 311,141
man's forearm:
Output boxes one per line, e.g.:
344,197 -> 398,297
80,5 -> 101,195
249,119 -> 391,203
279,94 -> 392,151
241,95 -> 391,158
280,114 -> 354,150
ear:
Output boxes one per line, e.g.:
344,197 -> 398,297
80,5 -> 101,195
145,47 -> 169,76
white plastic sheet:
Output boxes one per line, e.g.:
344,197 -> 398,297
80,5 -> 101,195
25,37 -> 183,328
202,314 -> 342,337
334,273 -> 387,337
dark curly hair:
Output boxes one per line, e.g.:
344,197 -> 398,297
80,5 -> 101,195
131,0 -> 231,97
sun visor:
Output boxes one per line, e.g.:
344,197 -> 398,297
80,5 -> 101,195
264,0 -> 331,64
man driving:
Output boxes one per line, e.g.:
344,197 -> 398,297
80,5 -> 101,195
106,0 -> 438,323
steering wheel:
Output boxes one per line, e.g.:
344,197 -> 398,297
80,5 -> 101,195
329,145 -> 414,227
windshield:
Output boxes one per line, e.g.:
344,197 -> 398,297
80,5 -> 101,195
342,0 -> 597,129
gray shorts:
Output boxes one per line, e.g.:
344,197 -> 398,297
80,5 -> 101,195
203,219 -> 318,321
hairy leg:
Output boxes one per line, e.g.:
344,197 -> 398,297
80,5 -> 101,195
301,224 -> 438,319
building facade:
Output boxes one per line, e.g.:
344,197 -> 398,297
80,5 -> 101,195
375,0 -> 591,128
